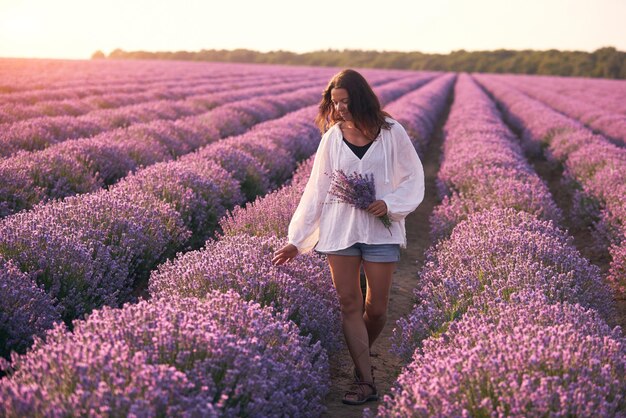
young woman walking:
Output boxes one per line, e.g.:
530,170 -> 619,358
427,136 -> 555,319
272,69 -> 424,405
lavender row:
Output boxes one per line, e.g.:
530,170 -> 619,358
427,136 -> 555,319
187,156 -> 345,351
219,154 -> 314,239
492,74 -> 626,145
430,74 -> 561,241
0,59 -> 409,103
375,286 -> 624,417
0,72 -> 430,219
0,70 -> 424,358
0,101 -> 331,348
0,71 -> 308,124
0,59 -> 316,99
474,74 -> 626,294
377,75 -> 621,416
0,76 -> 327,157
393,73 -> 579,355
0,291 -> 330,417
504,74 -> 626,115
393,209 -> 613,360
0,82 -> 330,218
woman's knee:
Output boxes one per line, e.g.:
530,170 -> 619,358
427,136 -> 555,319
337,293 -> 363,316
364,300 -> 387,321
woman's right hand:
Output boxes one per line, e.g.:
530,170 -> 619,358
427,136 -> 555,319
272,244 -> 298,266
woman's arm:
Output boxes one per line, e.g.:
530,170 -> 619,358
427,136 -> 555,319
286,129 -> 334,253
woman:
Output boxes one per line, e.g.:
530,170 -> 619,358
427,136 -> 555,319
272,69 -> 424,405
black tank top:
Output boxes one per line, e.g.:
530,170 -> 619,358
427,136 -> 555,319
343,137 -> 373,159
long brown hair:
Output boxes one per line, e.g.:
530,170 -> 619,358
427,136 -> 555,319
315,69 -> 392,140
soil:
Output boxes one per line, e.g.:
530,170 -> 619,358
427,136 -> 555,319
321,126 -> 444,417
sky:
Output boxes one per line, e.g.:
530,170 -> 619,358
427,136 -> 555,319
0,0 -> 624,60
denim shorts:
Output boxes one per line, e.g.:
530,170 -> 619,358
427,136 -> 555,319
317,242 -> 400,262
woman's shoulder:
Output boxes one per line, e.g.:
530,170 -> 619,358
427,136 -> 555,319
322,123 -> 343,140
383,117 -> 407,136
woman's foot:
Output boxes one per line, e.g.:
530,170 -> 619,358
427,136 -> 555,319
352,364 -> 376,382
342,381 -> 379,405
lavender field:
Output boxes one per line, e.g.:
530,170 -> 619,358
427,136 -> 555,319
0,58 -> 624,417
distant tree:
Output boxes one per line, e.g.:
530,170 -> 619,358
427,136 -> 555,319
91,50 -> 106,59
109,48 -> 127,59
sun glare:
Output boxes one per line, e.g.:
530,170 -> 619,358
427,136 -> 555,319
1,14 -> 40,38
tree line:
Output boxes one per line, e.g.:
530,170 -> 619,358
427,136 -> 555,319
91,47 -> 626,79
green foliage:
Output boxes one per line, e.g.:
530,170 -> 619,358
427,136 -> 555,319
94,47 -> 626,79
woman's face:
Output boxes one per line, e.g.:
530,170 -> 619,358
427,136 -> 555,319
331,88 -> 352,122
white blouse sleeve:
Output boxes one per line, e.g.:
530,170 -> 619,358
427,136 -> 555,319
288,129 -> 334,253
381,123 -> 425,222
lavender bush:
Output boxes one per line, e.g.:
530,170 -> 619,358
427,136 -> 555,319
608,242 -> 626,294
474,74 -> 626,293
377,291 -> 625,417
194,141 -> 270,201
219,156 -> 313,238
0,257 -> 62,359
0,188 -> 189,322
0,291 -> 330,417
394,208 -> 613,360
431,170 -> 562,241
430,74 -> 561,241
113,158 -> 243,247
149,234 -> 342,352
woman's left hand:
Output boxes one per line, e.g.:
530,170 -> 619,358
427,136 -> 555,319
367,200 -> 388,217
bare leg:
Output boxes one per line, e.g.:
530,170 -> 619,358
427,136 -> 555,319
362,260 -> 396,349
327,255 -> 374,384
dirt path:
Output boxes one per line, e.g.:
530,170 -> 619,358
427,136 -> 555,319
321,127 -> 444,417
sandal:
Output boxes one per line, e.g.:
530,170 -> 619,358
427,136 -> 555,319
342,381 -> 379,405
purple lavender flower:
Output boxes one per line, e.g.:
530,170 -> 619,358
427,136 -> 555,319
149,234 -> 342,352
394,208 -> 613,360
376,291 -> 626,417
0,187 -> 190,322
608,242 -> 626,295
0,257 -> 62,359
0,291 -> 330,417
328,169 -> 392,234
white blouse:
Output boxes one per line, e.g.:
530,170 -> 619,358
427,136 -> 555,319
288,117 -> 425,253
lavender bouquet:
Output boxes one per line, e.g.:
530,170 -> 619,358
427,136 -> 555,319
328,170 -> 392,235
